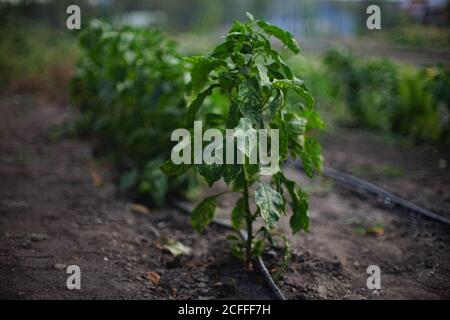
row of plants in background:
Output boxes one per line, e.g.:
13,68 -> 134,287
323,48 -> 450,146
385,25 -> 450,50
0,20 -> 78,101
162,13 -> 323,270
71,20 -> 198,205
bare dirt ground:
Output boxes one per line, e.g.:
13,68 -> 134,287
321,129 -> 450,218
0,95 -> 272,300
278,167 -> 450,299
212,163 -> 450,299
1,95 -> 449,299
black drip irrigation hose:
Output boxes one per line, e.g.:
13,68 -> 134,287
170,199 -> 287,301
292,162 -> 450,226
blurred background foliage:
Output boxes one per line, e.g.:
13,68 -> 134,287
0,0 -> 449,203
71,21 -> 200,205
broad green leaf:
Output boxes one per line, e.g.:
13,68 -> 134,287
280,174 -> 309,233
185,86 -> 214,125
285,112 -> 307,137
212,41 -> 234,59
256,20 -> 300,54
254,182 -> 284,228
191,194 -> 220,233
187,56 -> 224,94
256,62 -> 271,88
223,163 -> 241,185
266,89 -> 284,120
229,20 -> 247,33
273,78 -> 315,109
304,109 -> 325,130
205,113 -> 226,127
245,162 -> 260,181
289,190 -> 309,233
267,52 -> 294,79
197,163 -> 223,187
230,170 -> 246,192
237,79 -> 264,127
226,101 -> 242,128
160,160 -> 191,176
231,197 -> 246,230
300,137 -> 323,177
251,238 -> 265,256
278,58 -> 294,80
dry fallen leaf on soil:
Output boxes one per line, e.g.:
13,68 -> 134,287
90,168 -> 103,187
29,233 -> 49,242
161,237 -> 191,257
54,263 -> 67,270
130,203 -> 150,215
146,271 -> 160,285
368,226 -> 385,237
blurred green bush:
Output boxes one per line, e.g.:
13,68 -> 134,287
0,22 -> 78,101
71,21 -> 198,205
386,25 -> 450,50
323,48 -> 398,132
323,48 -> 450,146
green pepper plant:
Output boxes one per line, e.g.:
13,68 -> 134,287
163,13 -> 324,270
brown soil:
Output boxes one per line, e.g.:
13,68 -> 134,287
0,95 -> 271,300
212,163 -> 450,299
321,129 -> 450,218
277,167 -> 450,299
1,95 -> 449,300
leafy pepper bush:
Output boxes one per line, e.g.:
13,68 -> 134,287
324,48 -> 450,146
323,47 -> 398,132
72,21 -> 197,205
393,66 -> 450,145
163,14 -> 323,270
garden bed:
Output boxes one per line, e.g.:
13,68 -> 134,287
1,96 -> 449,299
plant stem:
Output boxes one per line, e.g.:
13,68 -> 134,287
242,165 -> 253,271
